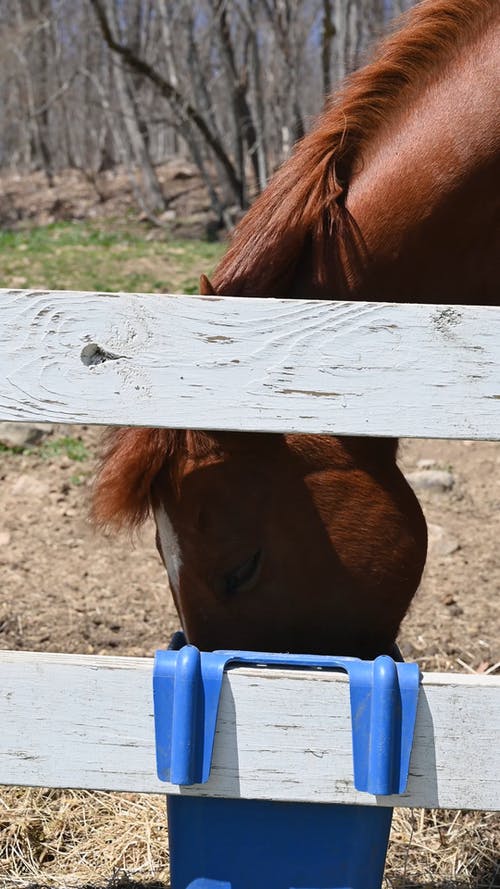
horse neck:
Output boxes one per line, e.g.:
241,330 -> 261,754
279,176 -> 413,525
344,14 -> 500,306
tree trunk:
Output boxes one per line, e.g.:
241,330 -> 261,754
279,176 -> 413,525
322,0 -> 336,98
89,0 -> 243,207
104,1 -> 165,214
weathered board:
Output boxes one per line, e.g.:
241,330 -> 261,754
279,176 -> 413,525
1,289 -> 499,439
0,650 -> 498,810
1,290 -> 498,815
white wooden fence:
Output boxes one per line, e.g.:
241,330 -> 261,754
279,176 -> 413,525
0,288 -> 499,812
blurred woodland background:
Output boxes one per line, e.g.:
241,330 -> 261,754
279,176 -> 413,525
0,0 -> 415,230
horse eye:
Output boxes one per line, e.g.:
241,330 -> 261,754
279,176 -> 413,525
224,549 -> 262,596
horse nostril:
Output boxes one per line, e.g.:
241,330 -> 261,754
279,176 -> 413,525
224,549 -> 262,596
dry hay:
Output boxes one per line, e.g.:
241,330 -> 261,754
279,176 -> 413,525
1,788 -> 498,889
386,809 -> 500,888
0,788 -> 169,888
0,643 -> 498,889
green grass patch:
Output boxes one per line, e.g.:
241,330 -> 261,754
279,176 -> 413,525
38,436 -> 90,462
0,221 -> 226,294
69,472 -> 89,486
0,442 -> 24,456
0,436 -> 90,463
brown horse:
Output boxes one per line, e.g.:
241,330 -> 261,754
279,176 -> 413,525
93,0 -> 499,658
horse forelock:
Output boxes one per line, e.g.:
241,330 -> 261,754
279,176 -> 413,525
211,0 -> 498,300
92,427 -> 225,529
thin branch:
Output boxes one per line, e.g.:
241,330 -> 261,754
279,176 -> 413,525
29,70 -> 80,118
88,0 -> 242,202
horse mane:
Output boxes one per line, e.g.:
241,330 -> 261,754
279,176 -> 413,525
212,0 -> 498,299
93,0 -> 497,529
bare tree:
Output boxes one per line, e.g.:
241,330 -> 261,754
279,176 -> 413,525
322,0 -> 336,97
260,0 -> 306,145
88,0 -> 244,207
0,0 -> 416,219
103,2 -> 165,215
331,0 -> 388,81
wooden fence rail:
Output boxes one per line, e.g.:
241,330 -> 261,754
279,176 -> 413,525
1,289 -> 499,439
1,289 -> 499,813
0,650 -> 499,810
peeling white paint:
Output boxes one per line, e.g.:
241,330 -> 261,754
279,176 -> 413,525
1,289 -> 499,439
0,649 -> 499,809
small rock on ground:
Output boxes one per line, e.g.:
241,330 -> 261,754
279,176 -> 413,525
10,474 -> 50,499
405,469 -> 454,492
427,523 -> 460,557
0,422 -> 53,448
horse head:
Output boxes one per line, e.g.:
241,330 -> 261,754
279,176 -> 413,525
93,425 -> 427,658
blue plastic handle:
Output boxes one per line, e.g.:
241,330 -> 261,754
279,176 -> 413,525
153,636 -> 420,796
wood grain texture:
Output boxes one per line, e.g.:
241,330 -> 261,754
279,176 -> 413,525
1,291 -> 498,813
0,650 -> 498,810
1,289 -> 499,439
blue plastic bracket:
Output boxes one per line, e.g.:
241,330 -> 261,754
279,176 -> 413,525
153,633 -> 420,796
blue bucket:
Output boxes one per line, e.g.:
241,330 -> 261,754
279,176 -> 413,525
153,635 -> 420,889
167,795 -> 392,889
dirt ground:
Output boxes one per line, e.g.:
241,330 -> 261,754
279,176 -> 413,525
0,428 -> 499,888
0,425 -> 177,660
1,429 -> 498,669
